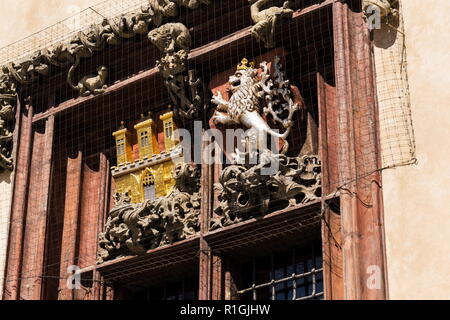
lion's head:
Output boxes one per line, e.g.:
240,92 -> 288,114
228,68 -> 259,93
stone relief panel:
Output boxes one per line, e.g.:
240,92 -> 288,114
249,0 -> 294,48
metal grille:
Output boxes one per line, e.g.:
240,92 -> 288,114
238,239 -> 323,300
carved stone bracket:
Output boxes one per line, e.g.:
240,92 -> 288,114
97,163 -> 201,263
210,154 -> 321,230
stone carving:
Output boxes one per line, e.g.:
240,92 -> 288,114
363,0 -> 399,22
212,56 -> 298,159
0,3 -> 192,169
97,163 -> 200,263
150,0 -> 212,20
0,66 -> 16,171
148,22 -> 191,56
249,0 -> 294,48
68,65 -> 108,97
210,56 -> 320,229
211,154 -> 321,230
149,23 -> 203,126
0,0 -> 214,169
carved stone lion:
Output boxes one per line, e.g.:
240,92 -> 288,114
211,56 -> 298,158
150,0 -> 212,19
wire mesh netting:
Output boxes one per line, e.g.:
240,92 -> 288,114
0,0 -> 415,300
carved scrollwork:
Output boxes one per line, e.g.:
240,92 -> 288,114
97,163 -> 201,263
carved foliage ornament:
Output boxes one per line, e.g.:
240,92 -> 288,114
97,163 -> 200,263
211,154 -> 321,230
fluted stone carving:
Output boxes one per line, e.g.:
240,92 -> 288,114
97,163 -> 201,263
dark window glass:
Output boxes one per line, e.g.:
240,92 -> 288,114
238,240 -> 323,300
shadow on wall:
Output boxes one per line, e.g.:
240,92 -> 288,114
0,170 -> 11,184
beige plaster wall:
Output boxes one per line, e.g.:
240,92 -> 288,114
381,0 -> 450,299
0,0 -> 96,49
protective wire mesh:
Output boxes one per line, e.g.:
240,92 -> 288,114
0,0 -> 148,65
372,1 -> 416,169
0,0 -> 415,300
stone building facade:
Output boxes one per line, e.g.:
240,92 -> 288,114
0,0 -> 448,300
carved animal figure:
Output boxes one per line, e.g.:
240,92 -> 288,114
68,65 -> 108,97
249,0 -> 294,48
211,58 -> 297,156
149,0 -> 211,19
148,22 -> 191,54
